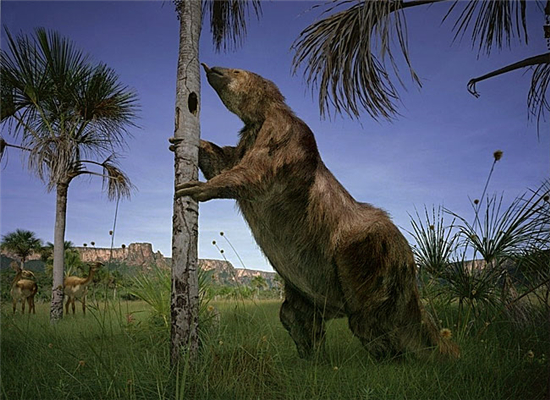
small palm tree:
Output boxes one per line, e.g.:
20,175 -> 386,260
251,275 -> 267,299
42,241 -> 83,278
0,229 -> 42,269
0,28 -> 138,322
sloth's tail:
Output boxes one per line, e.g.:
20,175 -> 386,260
419,308 -> 461,358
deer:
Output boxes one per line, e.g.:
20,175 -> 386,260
10,261 -> 38,314
63,262 -> 102,315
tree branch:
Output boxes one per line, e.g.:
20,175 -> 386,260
79,159 -> 106,168
74,170 -> 112,180
403,0 -> 448,9
0,138 -> 33,153
468,52 -> 550,97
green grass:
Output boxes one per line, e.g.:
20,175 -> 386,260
1,299 -> 548,400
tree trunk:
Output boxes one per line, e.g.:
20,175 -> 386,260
50,182 -> 68,323
171,0 -> 202,365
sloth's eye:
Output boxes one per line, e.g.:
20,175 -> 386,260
233,70 -> 240,74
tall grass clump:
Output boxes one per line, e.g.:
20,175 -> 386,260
449,182 -> 549,326
129,265 -> 171,327
129,265 -> 217,336
409,205 -> 458,278
410,150 -> 550,339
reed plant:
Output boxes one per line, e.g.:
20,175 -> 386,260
409,205 -> 458,278
410,150 -> 549,337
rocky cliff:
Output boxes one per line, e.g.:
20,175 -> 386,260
76,243 -> 169,269
1,242 -> 278,287
200,259 -> 278,288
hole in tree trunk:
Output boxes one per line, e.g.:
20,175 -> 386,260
188,92 -> 198,116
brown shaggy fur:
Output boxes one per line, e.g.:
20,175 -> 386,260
175,65 -> 459,359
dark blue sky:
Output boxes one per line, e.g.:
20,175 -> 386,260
1,1 -> 548,271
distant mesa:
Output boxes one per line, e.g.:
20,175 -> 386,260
1,242 -> 277,287
200,258 -> 278,288
76,242 -> 168,268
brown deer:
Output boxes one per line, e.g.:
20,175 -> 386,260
63,262 -> 102,315
10,261 -> 38,314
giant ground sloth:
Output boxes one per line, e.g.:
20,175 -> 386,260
174,64 -> 459,359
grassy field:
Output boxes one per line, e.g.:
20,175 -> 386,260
1,298 -> 548,400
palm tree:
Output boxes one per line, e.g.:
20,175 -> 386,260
292,0 -> 550,130
251,275 -> 267,299
1,229 -> 42,269
0,28 -> 138,323
40,240 -> 75,261
42,241 -> 84,278
170,0 -> 260,364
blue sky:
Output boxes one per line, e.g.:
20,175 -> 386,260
1,1 -> 548,272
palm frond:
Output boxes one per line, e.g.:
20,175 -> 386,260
34,28 -> 91,105
130,264 -> 214,330
203,0 -> 262,52
527,57 -> 550,133
130,265 -> 171,326
443,0 -> 528,56
100,155 -> 134,200
74,63 -> 139,142
25,136 -> 69,190
292,0 -> 421,120
1,28 -> 50,127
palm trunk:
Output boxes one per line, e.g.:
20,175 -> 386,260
171,0 -> 202,365
50,182 -> 68,323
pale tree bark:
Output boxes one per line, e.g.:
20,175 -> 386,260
171,0 -> 202,365
50,181 -> 69,323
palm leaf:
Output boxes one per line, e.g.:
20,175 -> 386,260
443,0 -> 528,56
527,57 -> 550,133
100,155 -> 134,200
1,28 -> 50,128
173,0 -> 262,51
292,0 -> 421,120
75,63 -> 138,135
203,0 -> 262,52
